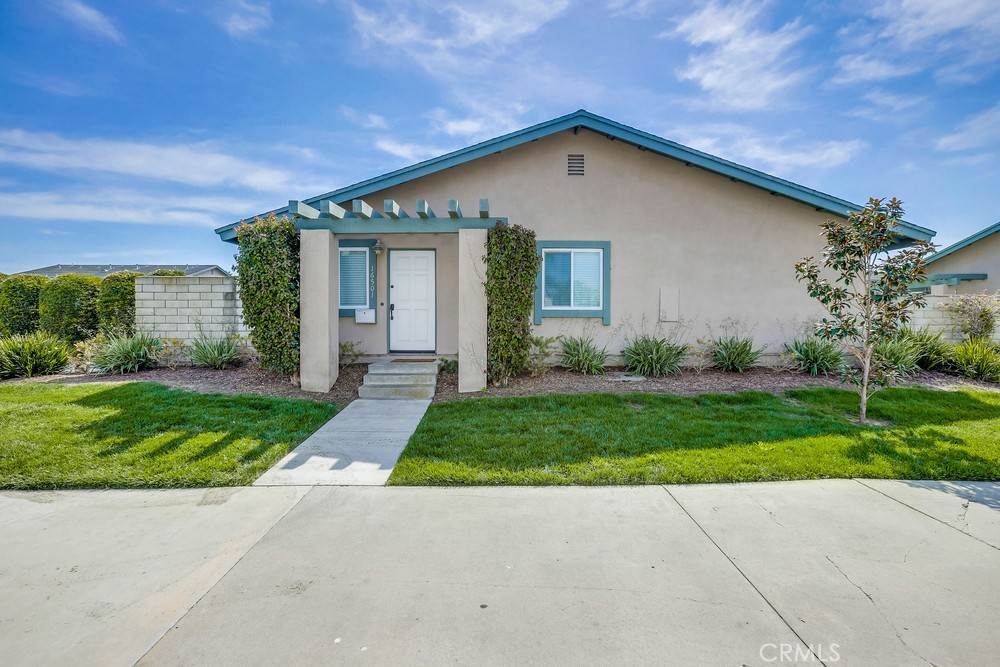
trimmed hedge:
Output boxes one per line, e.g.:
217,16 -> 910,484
150,269 -> 185,276
0,274 -> 50,336
235,213 -> 300,375
97,270 -> 143,334
39,273 -> 102,342
485,222 -> 540,385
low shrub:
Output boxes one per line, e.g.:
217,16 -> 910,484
97,270 -> 143,335
529,334 -> 561,377
897,326 -> 950,370
950,338 -> 1000,383
70,333 -> 108,372
93,332 -> 161,374
438,357 -> 459,374
785,337 -> 843,376
155,337 -> 189,370
149,269 -> 186,276
39,273 -> 102,342
941,292 -> 1000,341
0,274 -> 50,336
0,332 -> 70,378
873,337 -> 920,376
622,334 -> 687,376
712,335 -> 762,372
560,335 -> 607,375
339,340 -> 362,368
191,334 -> 240,370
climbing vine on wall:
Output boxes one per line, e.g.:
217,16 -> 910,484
485,222 -> 540,385
235,213 -> 300,376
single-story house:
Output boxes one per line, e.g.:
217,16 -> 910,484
216,110 -> 936,393
918,221 -> 999,293
16,264 -> 230,278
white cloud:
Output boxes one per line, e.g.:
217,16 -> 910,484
51,0 -> 124,44
221,0 -> 272,38
340,106 -> 389,129
673,124 -> 868,173
0,189 -> 257,228
350,1 -> 570,76
936,102 -> 1000,152
830,54 -> 920,85
0,129 -> 316,192
666,1 -> 814,111
834,0 -> 1000,84
373,138 -> 449,163
846,89 -> 927,120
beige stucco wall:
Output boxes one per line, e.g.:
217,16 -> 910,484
331,128 -> 833,356
925,230 -> 1000,294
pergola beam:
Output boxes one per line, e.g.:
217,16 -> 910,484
479,199 -> 490,218
352,199 -> 382,220
448,199 -> 463,218
288,200 -> 320,219
383,199 -> 410,219
318,200 -> 350,219
416,199 -> 436,219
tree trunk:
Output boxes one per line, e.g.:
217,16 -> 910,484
859,345 -> 872,424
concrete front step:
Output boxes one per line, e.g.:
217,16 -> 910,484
366,362 -> 439,375
358,384 -> 436,399
363,372 -> 437,386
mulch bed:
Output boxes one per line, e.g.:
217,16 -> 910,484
9,363 -> 996,406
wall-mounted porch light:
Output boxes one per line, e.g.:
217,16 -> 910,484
373,239 -> 385,255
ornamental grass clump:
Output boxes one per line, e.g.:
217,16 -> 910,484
93,332 -> 161,374
622,334 -> 687,376
873,336 -> 920,376
560,335 -> 608,375
784,336 -> 843,376
896,326 -> 950,371
191,334 -> 240,370
0,332 -> 70,378
950,338 -> 1000,383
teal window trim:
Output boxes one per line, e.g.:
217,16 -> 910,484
534,240 -> 611,325
339,239 -> 377,318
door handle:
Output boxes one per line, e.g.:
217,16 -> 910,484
389,303 -> 394,320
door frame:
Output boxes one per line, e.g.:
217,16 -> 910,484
386,248 -> 438,353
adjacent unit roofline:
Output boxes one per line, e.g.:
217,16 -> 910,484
925,220 -> 1000,264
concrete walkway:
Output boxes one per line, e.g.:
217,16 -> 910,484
4,481 -> 1000,666
253,398 -> 430,486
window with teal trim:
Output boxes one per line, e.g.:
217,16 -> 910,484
535,241 -> 611,325
338,240 -> 377,317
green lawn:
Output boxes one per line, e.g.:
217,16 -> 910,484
0,382 -> 337,489
388,387 -> 1000,485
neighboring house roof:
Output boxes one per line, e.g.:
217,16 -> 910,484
15,264 -> 230,278
215,109 -> 936,244
925,220 -> 1000,264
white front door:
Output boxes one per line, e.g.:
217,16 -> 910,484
389,250 -> 436,352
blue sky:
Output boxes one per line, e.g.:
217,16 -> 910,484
1,0 -> 999,274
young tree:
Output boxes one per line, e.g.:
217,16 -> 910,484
795,197 -> 935,423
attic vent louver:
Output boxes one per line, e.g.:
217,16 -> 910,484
567,154 -> 584,176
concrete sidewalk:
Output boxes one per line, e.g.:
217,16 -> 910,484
140,480 -> 1000,667
3,481 -> 999,666
253,398 -> 430,486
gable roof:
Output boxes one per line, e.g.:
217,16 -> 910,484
926,220 -> 1000,264
215,109 -> 936,243
15,264 -> 230,278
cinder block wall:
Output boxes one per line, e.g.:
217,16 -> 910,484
910,293 -> 960,341
135,276 -> 249,346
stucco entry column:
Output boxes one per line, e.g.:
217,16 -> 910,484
299,229 -> 339,392
457,228 -> 488,392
